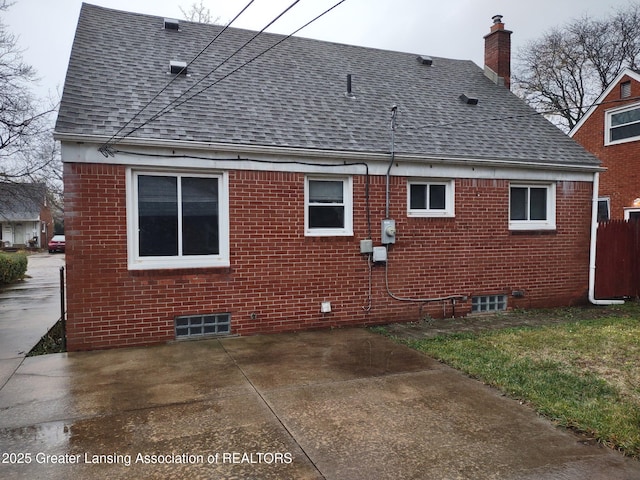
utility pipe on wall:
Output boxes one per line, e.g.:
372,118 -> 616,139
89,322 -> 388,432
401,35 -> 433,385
588,171 -> 624,305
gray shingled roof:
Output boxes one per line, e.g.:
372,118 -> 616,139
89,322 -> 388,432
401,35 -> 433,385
0,183 -> 46,221
55,3 -> 600,168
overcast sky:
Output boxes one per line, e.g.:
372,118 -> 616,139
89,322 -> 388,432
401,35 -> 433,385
3,0 -> 636,103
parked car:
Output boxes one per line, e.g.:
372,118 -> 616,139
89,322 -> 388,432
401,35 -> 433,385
48,235 -> 65,253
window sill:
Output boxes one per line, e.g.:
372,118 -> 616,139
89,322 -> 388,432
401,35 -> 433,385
509,229 -> 557,236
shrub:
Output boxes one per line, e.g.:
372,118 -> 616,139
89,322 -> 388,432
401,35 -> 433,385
0,252 -> 28,284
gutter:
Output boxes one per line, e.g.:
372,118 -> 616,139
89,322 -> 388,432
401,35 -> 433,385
588,171 -> 624,305
54,132 -> 603,174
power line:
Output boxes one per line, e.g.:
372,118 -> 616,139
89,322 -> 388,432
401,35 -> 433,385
100,0 -> 348,154
99,0 -> 258,155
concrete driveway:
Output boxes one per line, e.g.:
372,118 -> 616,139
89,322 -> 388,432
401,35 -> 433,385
0,252 -> 64,388
1,328 -> 639,479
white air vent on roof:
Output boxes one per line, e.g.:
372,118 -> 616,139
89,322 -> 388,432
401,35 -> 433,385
164,18 -> 179,30
170,60 -> 187,75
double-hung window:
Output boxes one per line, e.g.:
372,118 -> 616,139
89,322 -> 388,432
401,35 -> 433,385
407,180 -> 455,217
509,183 -> 556,230
305,176 -> 353,236
127,170 -> 229,269
606,103 -> 640,145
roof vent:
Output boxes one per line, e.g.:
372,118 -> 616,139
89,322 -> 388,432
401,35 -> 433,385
417,55 -> 433,66
459,94 -> 478,105
345,73 -> 356,99
170,60 -> 188,75
164,18 -> 180,30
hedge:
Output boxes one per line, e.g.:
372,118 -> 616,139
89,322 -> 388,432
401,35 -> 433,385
0,252 -> 28,284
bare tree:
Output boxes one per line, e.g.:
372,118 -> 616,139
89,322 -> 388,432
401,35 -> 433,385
179,1 -> 221,24
514,3 -> 640,131
0,2 -> 59,189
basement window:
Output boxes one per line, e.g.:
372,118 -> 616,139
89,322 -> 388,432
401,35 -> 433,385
175,313 -> 231,338
472,295 -> 507,313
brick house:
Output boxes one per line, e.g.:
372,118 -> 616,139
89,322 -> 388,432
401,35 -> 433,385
54,5 -> 602,351
0,182 -> 53,249
570,68 -> 640,221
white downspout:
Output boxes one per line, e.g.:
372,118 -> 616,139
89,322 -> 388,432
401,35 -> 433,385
589,171 -> 624,305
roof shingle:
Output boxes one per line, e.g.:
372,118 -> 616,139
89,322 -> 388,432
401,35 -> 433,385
55,3 -> 600,168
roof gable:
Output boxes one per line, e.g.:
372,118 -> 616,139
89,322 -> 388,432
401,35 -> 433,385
55,3 -> 600,169
570,68 -> 640,137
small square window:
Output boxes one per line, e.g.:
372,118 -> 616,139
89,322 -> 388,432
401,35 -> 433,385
509,184 -> 556,230
472,295 -> 507,313
407,180 -> 455,217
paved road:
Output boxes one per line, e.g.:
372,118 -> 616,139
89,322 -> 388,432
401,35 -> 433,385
0,252 -> 65,387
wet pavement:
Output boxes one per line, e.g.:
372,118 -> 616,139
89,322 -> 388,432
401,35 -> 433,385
1,328 -> 639,479
0,253 -> 64,388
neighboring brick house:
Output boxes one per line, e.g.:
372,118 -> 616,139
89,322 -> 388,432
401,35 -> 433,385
54,5 -> 602,351
0,182 -> 53,249
570,68 -> 640,221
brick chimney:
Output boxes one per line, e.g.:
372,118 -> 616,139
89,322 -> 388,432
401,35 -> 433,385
484,15 -> 512,89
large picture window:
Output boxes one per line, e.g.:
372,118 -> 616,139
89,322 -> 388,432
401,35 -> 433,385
509,183 -> 556,230
128,170 -> 229,269
305,176 -> 353,236
606,103 -> 640,145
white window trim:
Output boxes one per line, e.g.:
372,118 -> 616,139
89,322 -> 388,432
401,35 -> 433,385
407,179 -> 455,218
605,101 -> 640,146
304,175 -> 353,237
126,169 -> 230,270
509,183 -> 556,231
624,207 -> 640,221
597,197 -> 610,222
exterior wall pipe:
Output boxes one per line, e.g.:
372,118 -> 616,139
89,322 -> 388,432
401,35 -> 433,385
588,171 -> 624,305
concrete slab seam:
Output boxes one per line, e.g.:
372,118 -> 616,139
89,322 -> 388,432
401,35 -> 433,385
218,339 -> 327,480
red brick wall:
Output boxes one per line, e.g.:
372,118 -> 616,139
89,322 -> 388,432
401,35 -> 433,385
64,163 -> 592,351
572,75 -> 640,219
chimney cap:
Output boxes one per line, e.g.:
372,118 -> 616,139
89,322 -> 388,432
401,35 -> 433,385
492,14 -> 503,24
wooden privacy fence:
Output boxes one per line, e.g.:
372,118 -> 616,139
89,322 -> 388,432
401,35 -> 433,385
595,220 -> 640,299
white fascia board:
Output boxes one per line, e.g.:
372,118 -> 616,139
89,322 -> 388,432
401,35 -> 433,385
58,135 -> 600,182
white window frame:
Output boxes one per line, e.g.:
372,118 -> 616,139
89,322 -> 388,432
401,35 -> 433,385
304,176 -> 353,237
407,179 -> 455,218
126,169 -> 230,270
509,183 -> 556,231
597,197 -> 610,222
605,102 -> 640,146
624,208 -> 640,221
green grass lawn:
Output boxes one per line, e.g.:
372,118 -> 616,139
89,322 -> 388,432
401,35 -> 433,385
397,308 -> 640,458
